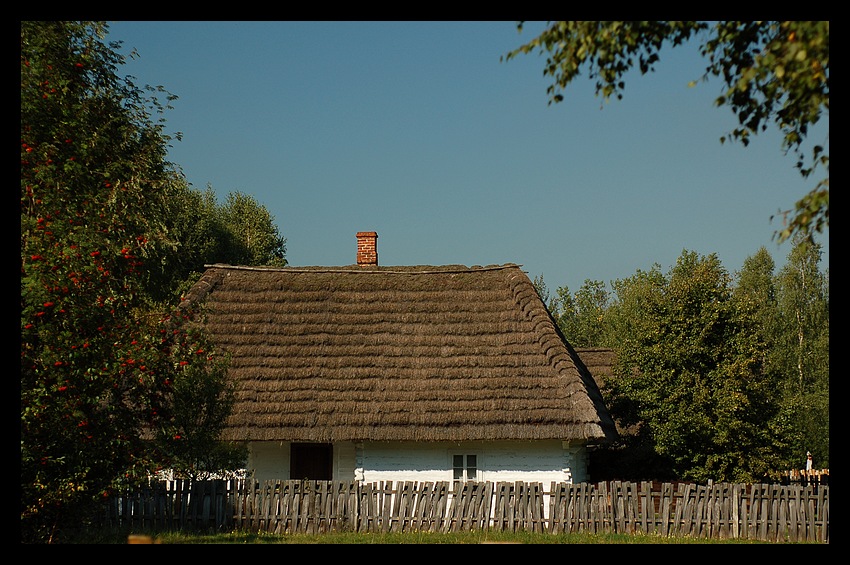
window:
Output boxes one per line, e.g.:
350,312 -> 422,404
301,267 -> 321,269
290,443 -> 333,480
452,454 -> 478,484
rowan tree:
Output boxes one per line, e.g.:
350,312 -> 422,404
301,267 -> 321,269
20,21 -> 238,542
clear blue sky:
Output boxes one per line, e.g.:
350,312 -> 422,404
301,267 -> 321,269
106,21 -> 829,295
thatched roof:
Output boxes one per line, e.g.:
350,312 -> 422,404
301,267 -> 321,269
182,263 -> 618,444
573,347 -> 640,438
573,347 -> 617,390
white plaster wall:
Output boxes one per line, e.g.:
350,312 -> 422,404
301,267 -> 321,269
247,441 -> 290,483
334,441 -> 356,480
359,440 -> 588,484
246,440 -> 589,485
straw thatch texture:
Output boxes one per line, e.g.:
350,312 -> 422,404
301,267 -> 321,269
573,347 -> 617,390
574,346 -> 642,438
183,263 -> 618,444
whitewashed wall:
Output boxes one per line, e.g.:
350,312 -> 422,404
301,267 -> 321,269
247,441 -> 289,483
334,441 -> 357,480
246,440 -> 588,485
356,440 -> 587,484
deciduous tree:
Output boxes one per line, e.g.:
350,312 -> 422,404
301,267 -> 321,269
773,236 -> 829,467
602,251 -> 792,482
217,190 -> 287,268
20,21 -> 245,542
154,329 -> 247,481
554,280 -> 611,348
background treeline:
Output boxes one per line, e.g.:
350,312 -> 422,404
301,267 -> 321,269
534,238 -> 828,483
146,186 -> 287,303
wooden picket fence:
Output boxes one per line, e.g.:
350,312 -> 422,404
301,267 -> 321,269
99,479 -> 829,543
782,469 -> 829,485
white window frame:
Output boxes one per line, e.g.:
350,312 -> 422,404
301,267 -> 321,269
451,453 -> 480,484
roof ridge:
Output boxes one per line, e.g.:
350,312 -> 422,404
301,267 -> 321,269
504,269 -> 569,364
504,268 -> 618,442
202,263 -> 523,275
180,268 -> 225,308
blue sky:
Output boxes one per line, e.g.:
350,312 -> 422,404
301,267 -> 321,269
106,21 -> 829,295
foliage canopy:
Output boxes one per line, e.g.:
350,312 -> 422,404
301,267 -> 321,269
545,237 -> 828,481
599,251 -> 793,482
20,21 -> 253,542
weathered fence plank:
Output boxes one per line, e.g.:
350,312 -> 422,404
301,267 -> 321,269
99,479 -> 828,542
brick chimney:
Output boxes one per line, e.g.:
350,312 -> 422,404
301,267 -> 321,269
356,231 -> 378,266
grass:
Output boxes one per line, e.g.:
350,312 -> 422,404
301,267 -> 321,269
78,528 -> 804,544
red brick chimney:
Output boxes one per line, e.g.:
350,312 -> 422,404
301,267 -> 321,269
356,231 -> 378,266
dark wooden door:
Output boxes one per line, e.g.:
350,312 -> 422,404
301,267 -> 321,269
290,443 -> 333,480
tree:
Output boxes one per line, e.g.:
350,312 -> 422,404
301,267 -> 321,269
505,21 -> 829,244
733,249 -> 785,377
735,247 -> 778,327
143,182 -> 225,303
554,280 -> 610,348
773,236 -> 829,468
217,190 -> 287,268
145,185 -> 288,304
532,273 -> 560,315
20,21 -> 242,542
602,251 -> 791,482
154,317 -> 247,481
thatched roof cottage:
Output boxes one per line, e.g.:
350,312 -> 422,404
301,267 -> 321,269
182,232 -> 617,484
